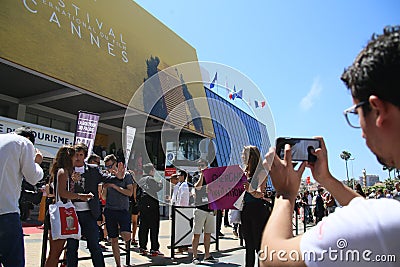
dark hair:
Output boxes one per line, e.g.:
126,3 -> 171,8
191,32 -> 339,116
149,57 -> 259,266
243,145 -> 262,178
104,154 -> 117,164
178,170 -> 188,179
74,143 -> 88,157
87,153 -> 100,164
355,183 -> 362,191
341,26 -> 400,110
50,145 -> 75,183
14,127 -> 35,145
143,163 -> 155,174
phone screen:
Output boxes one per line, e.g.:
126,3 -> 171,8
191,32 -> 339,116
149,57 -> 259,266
276,138 -> 320,162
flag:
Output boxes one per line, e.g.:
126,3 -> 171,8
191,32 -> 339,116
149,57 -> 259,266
230,89 -> 243,100
210,72 -> 217,89
254,100 -> 266,108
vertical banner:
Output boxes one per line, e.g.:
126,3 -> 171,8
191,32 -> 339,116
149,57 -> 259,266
125,126 -> 136,167
203,165 -> 246,210
74,111 -> 100,159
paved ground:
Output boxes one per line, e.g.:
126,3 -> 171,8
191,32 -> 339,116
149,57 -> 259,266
23,210 -> 310,266
23,219 -> 247,266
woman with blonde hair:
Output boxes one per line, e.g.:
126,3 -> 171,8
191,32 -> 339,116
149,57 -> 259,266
44,146 -> 93,267
241,145 -> 270,267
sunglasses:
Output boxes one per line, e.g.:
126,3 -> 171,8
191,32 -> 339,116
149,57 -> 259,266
105,163 -> 115,169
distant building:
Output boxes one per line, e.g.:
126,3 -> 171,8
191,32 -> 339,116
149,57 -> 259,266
359,174 -> 380,187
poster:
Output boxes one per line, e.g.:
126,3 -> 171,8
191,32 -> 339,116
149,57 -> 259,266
203,165 -> 246,210
74,111 -> 100,158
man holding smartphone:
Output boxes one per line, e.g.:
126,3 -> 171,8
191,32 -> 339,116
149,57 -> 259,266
260,26 -> 400,266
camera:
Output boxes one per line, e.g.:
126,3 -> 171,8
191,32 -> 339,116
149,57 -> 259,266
275,137 -> 320,162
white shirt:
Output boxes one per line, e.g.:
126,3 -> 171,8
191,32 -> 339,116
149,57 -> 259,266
73,166 -> 89,211
176,181 -> 190,206
307,194 -> 313,205
301,197 -> 400,266
0,134 -> 43,215
171,182 -> 180,205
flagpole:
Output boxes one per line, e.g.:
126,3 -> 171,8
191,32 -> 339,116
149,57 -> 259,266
216,71 -> 219,96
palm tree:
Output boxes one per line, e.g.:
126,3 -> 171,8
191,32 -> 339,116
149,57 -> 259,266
340,151 -> 352,185
383,165 -> 394,179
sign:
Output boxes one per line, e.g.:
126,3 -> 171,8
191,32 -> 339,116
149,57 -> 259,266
306,176 -> 311,185
165,167 -> 176,178
203,165 -> 247,210
125,126 -> 136,166
74,111 -> 100,158
0,116 -> 74,157
0,0 -> 214,138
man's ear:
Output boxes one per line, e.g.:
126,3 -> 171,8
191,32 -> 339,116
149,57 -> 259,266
369,95 -> 389,127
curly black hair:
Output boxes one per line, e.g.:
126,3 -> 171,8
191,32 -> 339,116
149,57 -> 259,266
341,25 -> 400,109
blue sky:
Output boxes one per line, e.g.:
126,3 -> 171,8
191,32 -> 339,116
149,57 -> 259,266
134,0 -> 399,182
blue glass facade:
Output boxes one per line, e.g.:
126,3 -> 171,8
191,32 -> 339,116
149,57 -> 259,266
205,88 -> 273,189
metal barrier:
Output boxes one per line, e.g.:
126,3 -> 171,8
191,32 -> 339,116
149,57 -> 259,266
170,205 -> 218,259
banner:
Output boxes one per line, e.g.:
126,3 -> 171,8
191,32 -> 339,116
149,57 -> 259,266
125,126 -> 136,166
203,165 -> 246,210
74,111 -> 100,158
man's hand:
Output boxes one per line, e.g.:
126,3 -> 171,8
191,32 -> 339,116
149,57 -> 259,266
264,146 -> 306,199
307,137 -> 359,206
35,148 -> 43,164
306,137 -> 332,184
115,162 -> 125,178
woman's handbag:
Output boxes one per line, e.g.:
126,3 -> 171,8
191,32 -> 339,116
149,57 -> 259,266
49,177 -> 81,240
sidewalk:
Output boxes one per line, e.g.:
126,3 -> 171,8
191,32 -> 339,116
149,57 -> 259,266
23,219 -> 246,266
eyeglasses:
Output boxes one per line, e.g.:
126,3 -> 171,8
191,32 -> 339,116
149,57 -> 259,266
105,163 -> 115,169
343,101 -> 368,128
198,164 -> 206,168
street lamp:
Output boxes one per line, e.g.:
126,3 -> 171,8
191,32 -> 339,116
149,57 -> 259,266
362,168 -> 367,188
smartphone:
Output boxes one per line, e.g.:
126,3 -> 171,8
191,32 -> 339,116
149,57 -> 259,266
275,137 -> 320,162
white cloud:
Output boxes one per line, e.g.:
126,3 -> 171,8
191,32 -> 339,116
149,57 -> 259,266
300,77 -> 322,111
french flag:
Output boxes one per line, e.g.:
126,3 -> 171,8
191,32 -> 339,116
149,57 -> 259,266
254,100 -> 266,108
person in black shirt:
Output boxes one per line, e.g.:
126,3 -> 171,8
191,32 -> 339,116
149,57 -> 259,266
137,163 -> 163,256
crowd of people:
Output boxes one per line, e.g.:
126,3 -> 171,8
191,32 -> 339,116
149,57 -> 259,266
1,25 -> 399,267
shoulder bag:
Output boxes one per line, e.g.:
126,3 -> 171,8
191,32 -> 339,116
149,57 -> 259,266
49,176 -> 81,240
